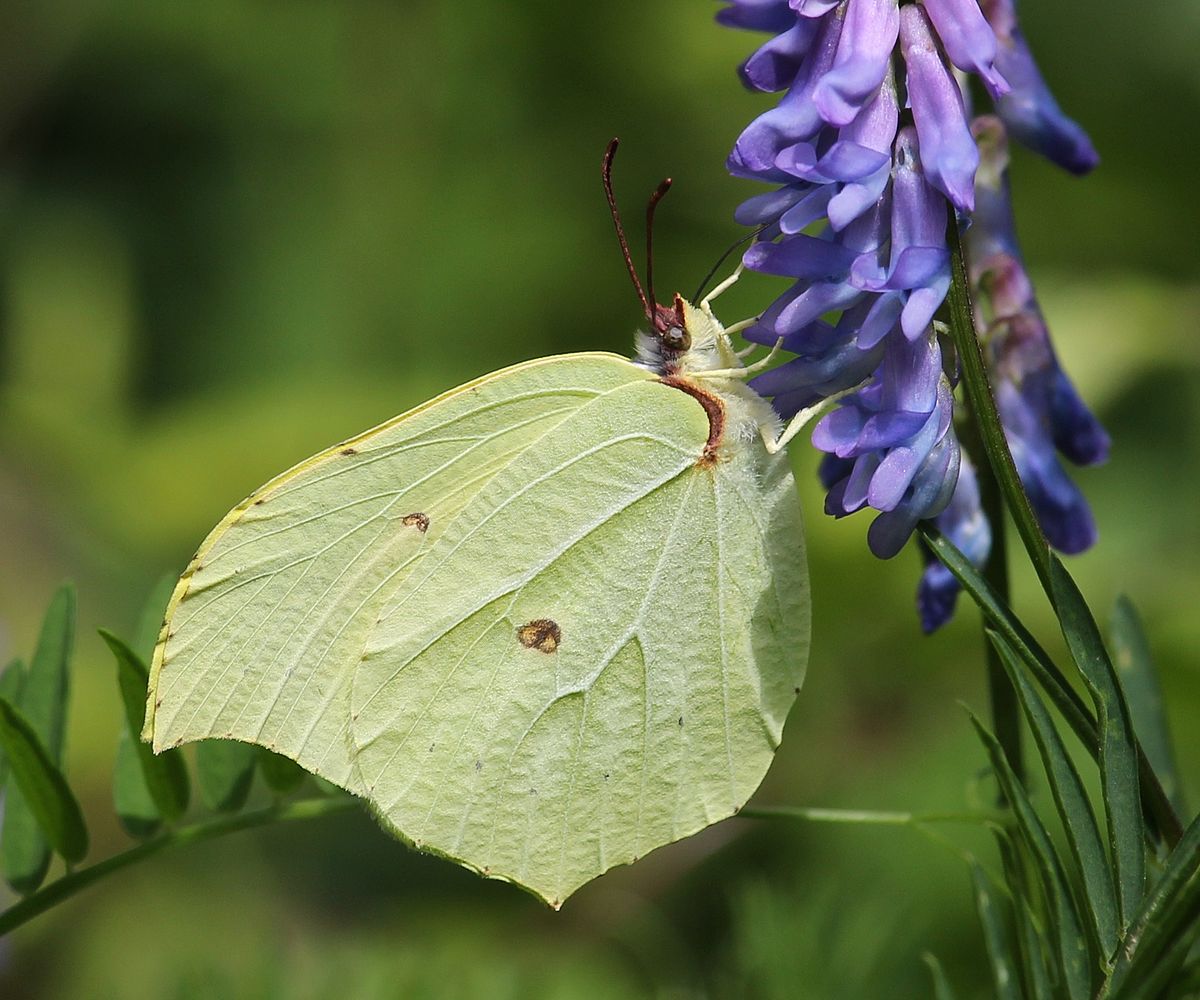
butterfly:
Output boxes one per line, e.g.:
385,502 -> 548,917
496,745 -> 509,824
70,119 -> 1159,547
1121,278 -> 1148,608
143,140 -> 811,907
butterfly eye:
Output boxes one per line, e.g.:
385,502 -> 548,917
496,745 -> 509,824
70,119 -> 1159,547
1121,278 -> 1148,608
662,326 -> 691,352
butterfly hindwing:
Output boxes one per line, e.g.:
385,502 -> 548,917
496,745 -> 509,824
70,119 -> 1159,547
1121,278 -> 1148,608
349,372 -> 808,904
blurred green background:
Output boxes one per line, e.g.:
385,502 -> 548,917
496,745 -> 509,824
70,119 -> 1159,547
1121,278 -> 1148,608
1,1 -> 1197,997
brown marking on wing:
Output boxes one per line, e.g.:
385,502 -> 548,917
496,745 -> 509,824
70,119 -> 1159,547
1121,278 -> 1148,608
517,619 -> 561,654
401,512 -> 430,533
659,375 -> 725,466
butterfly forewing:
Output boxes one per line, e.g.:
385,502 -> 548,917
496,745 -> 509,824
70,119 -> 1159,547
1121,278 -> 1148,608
145,354 -> 648,793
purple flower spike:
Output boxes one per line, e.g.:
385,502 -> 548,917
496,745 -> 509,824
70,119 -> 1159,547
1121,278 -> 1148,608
813,0 -> 900,127
900,4 -> 979,212
982,0 -> 1100,174
719,0 -> 1103,627
921,0 -> 1010,99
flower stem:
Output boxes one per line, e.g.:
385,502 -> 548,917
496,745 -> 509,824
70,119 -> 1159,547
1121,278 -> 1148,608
0,796 -> 358,938
740,805 -> 1005,826
945,211 -> 1025,784
944,214 -> 1051,594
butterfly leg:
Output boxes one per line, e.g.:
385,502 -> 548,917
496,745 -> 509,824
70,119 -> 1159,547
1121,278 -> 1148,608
693,337 -> 784,381
762,379 -> 872,455
701,263 -> 744,308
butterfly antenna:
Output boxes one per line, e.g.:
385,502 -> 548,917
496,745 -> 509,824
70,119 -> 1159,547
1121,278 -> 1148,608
692,224 -> 769,302
645,176 -> 673,321
603,138 -> 653,323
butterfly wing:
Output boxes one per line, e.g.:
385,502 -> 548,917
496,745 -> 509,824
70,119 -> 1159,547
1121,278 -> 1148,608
349,371 -> 809,905
143,353 -> 649,794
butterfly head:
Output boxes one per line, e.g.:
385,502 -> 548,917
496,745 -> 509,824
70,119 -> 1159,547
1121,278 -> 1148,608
633,293 -> 742,377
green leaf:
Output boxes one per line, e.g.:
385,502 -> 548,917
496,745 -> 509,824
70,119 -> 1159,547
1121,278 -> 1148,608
2,585 -> 76,893
990,631 -> 1120,959
923,525 -> 1180,849
1105,811 -> 1200,997
918,525 -> 1099,754
99,630 -> 189,821
1049,557 -> 1145,929
1115,904 -> 1200,1000
196,740 -> 257,812
113,728 -> 163,839
258,747 -> 307,795
0,697 -> 88,866
970,713 -> 1093,1000
996,833 -> 1054,1000
0,659 -> 25,788
970,858 -> 1022,1000
133,573 -> 177,664
1110,595 -> 1183,816
921,953 -> 960,1000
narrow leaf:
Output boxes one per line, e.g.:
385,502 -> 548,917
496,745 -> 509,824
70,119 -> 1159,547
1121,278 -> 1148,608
922,953 -> 960,1000
100,630 -> 189,821
970,859 -> 1022,1000
1114,891 -> 1200,1000
919,525 -> 1099,751
996,833 -> 1055,1000
133,573 -> 177,664
3,586 -> 76,893
1049,557 -> 1145,928
970,713 -> 1093,1000
922,525 -> 1181,847
258,748 -> 307,794
23,584 -> 75,756
1105,811 -> 1200,996
0,697 -> 88,865
990,631 -> 1120,958
196,740 -> 257,813
1110,595 -> 1183,814
113,728 -> 163,839
0,659 -> 24,787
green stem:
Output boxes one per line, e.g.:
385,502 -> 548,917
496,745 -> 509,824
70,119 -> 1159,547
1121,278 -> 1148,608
0,796 -> 358,938
945,214 -> 1024,784
740,805 -> 1005,827
944,215 -> 1052,596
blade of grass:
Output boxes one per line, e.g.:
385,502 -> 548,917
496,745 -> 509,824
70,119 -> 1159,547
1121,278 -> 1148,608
100,630 -> 189,821
0,697 -> 87,865
3,586 -> 76,893
1110,595 -> 1183,816
970,712 -> 1094,1000
990,630 -> 1119,959
1049,558 -> 1145,929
